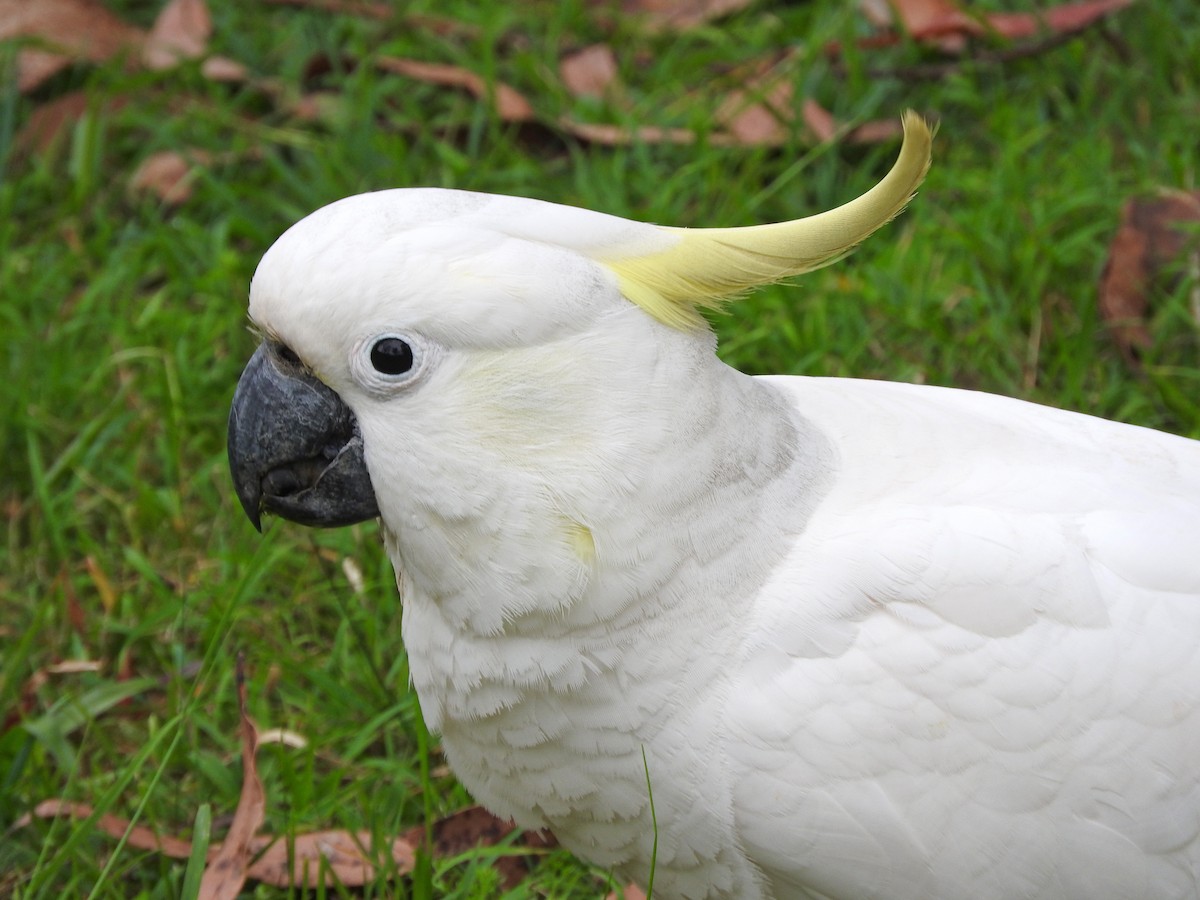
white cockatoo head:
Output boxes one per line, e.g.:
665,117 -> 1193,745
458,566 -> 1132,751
228,113 -> 932,631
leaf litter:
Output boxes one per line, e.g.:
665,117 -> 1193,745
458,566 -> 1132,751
1100,191 -> 1200,364
14,654 -> 555,893
7,0 -> 1139,171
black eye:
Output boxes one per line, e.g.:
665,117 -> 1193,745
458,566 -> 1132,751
370,337 -> 414,375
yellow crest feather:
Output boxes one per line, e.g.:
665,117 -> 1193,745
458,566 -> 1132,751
601,111 -> 934,329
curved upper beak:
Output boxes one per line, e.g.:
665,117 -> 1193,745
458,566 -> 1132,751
227,342 -> 380,531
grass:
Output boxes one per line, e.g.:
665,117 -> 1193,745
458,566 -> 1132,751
2,0 -> 1198,896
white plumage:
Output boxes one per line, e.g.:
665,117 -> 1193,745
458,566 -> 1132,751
229,114 -> 1200,898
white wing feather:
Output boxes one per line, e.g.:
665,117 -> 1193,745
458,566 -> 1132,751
731,377 -> 1200,899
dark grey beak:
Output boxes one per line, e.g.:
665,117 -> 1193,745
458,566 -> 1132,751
228,342 -> 380,531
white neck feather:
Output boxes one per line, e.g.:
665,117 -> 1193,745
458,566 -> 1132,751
372,310 -> 833,723
370,312 -> 833,886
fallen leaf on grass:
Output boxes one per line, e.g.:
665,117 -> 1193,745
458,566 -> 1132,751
6,0 -> 251,165
0,0 -> 145,92
868,0 -> 973,35
716,68 -> 796,145
18,657 -> 551,891
842,116 -> 906,144
20,799 -> 542,890
406,805 -> 556,890
200,55 -> 248,81
558,119 -> 704,146
866,0 -> 974,52
560,108 -> 901,148
289,90 -> 346,124
977,0 -> 1135,41
376,56 -> 535,122
1100,191 -> 1200,363
128,149 -> 212,205
560,44 -> 620,100
13,801 -> 420,885
14,800 -> 194,856
143,0 -> 211,70
245,829 -> 415,887
13,91 -> 131,155
802,99 -> 903,144
621,0 -> 754,32
198,657 -> 264,900
717,66 -> 903,147
44,660 -> 103,674
849,0 -> 1133,56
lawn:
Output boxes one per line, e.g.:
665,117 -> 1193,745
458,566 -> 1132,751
2,0 -> 1198,896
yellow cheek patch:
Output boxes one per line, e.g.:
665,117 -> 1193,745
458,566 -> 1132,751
566,520 -> 596,566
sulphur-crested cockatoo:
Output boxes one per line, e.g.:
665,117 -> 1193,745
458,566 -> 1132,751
228,113 -> 1200,899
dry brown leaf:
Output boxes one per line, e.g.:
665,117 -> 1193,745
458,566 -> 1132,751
851,0 -> 1133,56
375,56 -> 535,122
560,44 -> 619,100
716,72 -> 904,148
1099,218 -> 1151,361
723,101 -> 787,145
558,118 -> 702,146
876,0 -> 973,51
129,150 -> 211,205
406,805 -> 556,890
621,0 -> 753,32
289,91 -> 345,124
14,87 -> 100,155
0,0 -> 145,92
44,660 -> 103,674
984,0 -> 1133,39
18,798 -> 542,891
847,116 -> 904,144
859,0 -> 894,27
143,0 -> 211,70
717,73 -> 794,146
199,664 -> 264,900
801,98 -> 837,143
128,153 -> 188,204
419,805 -> 517,857
14,803 -> 418,887
243,829 -> 416,887
879,0 -> 972,34
200,55 -> 248,82
804,100 -> 904,144
1100,191 -> 1200,364
14,800 -> 197,858
16,660 -> 548,892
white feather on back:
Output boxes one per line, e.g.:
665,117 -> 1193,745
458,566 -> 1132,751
732,377 -> 1200,898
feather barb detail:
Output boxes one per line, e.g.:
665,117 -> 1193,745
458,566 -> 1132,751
600,111 -> 934,329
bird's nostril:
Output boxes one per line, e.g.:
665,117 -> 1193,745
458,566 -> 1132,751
262,466 -> 305,498
261,457 -> 332,498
